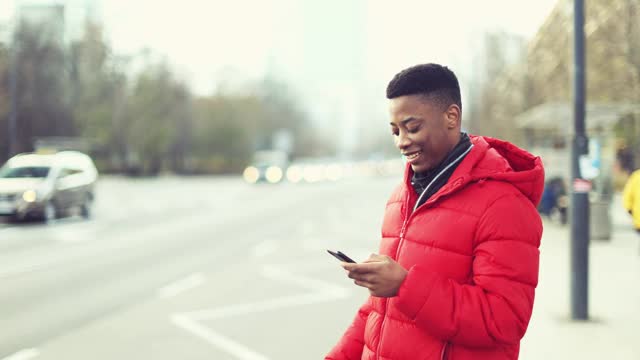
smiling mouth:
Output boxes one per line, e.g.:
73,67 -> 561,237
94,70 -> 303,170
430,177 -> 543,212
404,151 -> 422,162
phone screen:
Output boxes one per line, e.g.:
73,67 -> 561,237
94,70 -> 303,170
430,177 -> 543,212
327,249 -> 356,263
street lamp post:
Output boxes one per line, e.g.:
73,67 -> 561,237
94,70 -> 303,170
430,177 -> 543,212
570,0 -> 590,321
7,1 -> 20,159
8,30 -> 18,158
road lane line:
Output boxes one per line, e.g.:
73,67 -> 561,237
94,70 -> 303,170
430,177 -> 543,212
171,264 -> 352,359
1,348 -> 40,360
187,293 -> 337,320
158,273 -> 206,299
181,266 -> 350,320
260,265 -> 349,294
171,315 -> 269,360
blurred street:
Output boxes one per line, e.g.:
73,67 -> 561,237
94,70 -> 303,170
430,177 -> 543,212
0,175 -> 639,360
0,175 -> 384,359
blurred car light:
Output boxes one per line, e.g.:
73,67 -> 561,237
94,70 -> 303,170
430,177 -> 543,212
286,165 -> 303,183
243,166 -> 259,183
22,190 -> 37,203
265,166 -> 283,183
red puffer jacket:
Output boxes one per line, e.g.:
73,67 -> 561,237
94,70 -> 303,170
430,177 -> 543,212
327,136 -> 544,360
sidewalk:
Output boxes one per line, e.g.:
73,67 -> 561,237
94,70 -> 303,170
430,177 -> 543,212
520,194 -> 640,359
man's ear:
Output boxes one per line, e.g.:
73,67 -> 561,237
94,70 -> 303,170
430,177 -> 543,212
445,104 -> 461,129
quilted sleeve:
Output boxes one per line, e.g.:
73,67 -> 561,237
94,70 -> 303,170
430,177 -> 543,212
325,297 -> 372,359
394,193 -> 542,347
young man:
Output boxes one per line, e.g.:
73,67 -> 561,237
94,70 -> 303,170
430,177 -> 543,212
326,64 -> 544,360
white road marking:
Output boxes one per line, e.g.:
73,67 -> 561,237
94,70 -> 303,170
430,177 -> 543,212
1,348 -> 40,360
171,264 -> 352,360
185,292 -> 340,321
172,315 -> 269,360
158,273 -> 206,299
260,265 -> 349,294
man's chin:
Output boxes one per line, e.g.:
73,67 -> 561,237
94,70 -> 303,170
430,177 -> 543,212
411,163 -> 433,173
410,163 -> 430,173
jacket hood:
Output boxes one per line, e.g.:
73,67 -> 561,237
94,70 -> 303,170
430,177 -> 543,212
464,135 -> 544,205
402,135 -> 545,206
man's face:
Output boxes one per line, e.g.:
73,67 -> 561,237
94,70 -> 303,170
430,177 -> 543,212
388,94 -> 460,173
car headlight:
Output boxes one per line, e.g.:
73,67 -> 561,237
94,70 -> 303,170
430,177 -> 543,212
265,166 -> 283,183
286,165 -> 303,183
243,166 -> 260,183
22,190 -> 37,203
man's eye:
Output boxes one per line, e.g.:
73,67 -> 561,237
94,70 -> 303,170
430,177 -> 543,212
408,126 -> 420,133
391,128 -> 399,136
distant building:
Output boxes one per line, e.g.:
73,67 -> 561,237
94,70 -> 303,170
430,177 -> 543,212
16,0 -> 100,43
466,31 -> 528,137
19,4 -> 65,43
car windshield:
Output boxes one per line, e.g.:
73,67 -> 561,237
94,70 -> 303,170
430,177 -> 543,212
0,166 -> 50,178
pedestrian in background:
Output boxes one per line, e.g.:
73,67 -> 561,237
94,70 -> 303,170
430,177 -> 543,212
326,64 -> 544,360
623,169 -> 640,245
539,176 -> 568,224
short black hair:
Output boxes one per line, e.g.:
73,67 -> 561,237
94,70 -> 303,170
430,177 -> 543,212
386,63 -> 461,110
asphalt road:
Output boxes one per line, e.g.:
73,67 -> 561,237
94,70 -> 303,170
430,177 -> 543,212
0,175 -> 395,360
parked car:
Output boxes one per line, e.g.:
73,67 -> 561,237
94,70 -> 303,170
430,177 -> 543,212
0,151 -> 98,222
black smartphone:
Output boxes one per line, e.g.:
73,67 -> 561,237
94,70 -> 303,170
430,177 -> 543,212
327,249 -> 356,263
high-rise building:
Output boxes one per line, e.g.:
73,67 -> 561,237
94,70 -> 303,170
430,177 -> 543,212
19,4 -> 65,44
15,0 -> 100,43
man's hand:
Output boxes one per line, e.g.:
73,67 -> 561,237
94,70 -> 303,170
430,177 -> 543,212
342,254 -> 408,297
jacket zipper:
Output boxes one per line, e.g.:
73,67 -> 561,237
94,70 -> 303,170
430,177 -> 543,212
375,167 -> 441,360
440,342 -> 450,360
376,190 -> 411,360
413,143 -> 473,212
376,146 -> 472,359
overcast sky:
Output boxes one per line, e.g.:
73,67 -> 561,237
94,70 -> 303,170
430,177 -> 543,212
96,0 -> 559,95
1,0 -> 558,95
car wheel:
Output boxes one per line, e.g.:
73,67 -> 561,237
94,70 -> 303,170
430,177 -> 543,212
80,197 -> 92,219
43,202 -> 57,223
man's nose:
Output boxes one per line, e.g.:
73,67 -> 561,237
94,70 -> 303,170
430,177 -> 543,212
395,132 -> 411,150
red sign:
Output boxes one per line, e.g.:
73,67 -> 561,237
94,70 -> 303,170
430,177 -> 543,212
572,178 -> 592,193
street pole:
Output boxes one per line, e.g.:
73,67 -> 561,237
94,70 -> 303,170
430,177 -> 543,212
8,32 -> 18,158
570,0 -> 590,321
7,1 -> 19,159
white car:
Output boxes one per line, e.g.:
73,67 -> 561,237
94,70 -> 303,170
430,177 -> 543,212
0,151 -> 98,222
